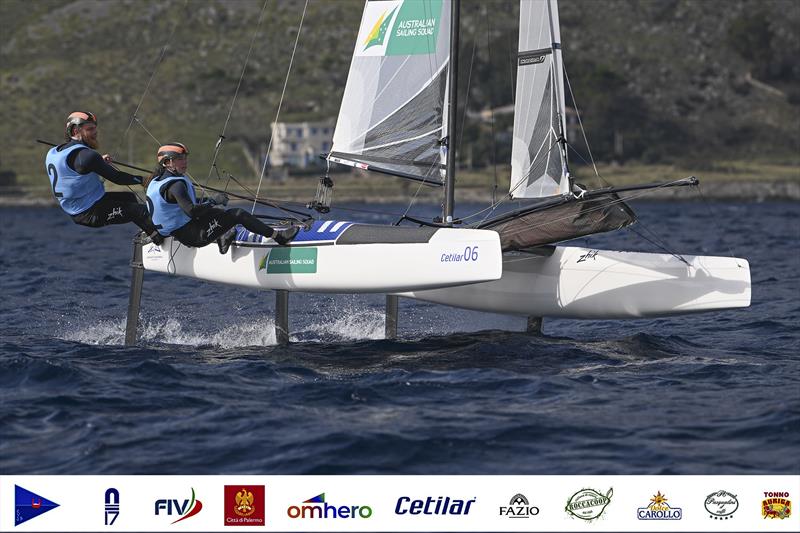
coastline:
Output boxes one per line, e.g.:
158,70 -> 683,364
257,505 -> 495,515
2,179 -> 798,208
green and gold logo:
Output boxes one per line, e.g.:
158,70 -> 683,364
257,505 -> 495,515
363,6 -> 398,50
259,248 -> 317,274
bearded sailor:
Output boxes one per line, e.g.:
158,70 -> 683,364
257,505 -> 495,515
44,111 -> 163,243
144,142 -> 299,254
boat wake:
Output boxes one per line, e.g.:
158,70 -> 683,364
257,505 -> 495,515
60,309 -> 387,348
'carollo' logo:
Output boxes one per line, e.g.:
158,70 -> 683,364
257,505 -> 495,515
565,488 -> 613,521
705,490 -> 738,520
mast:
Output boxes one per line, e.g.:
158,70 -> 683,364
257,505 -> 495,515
443,0 -> 460,224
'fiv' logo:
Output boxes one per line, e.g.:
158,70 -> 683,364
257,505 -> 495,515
155,488 -> 203,524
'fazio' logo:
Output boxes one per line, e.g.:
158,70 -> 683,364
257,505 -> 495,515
499,493 -> 539,519
395,496 -> 476,516
705,490 -> 738,520
105,488 -> 120,526
637,491 -> 682,520
154,488 -> 203,524
287,493 -> 372,519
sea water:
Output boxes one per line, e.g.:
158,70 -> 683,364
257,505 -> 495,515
0,201 -> 797,474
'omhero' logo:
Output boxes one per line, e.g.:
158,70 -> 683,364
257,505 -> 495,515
395,496 -> 476,515
155,487 -> 203,524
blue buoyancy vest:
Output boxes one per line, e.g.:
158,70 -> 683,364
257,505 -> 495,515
146,174 -> 196,235
45,144 -> 105,215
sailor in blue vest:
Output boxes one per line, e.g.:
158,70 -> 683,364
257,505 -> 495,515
144,143 -> 299,254
45,111 -> 163,244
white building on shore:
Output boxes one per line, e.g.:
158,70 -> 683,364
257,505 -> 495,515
270,120 -> 335,169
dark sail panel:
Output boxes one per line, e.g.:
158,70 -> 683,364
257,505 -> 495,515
482,194 -> 636,251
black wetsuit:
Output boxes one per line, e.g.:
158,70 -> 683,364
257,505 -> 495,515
58,140 -> 158,235
162,177 -> 277,247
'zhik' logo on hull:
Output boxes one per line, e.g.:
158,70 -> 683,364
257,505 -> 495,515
155,488 -> 203,524
15,485 -> 59,526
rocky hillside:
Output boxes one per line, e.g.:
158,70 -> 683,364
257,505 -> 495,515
1,0 -> 797,187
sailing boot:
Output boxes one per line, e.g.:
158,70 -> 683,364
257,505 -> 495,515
273,225 -> 300,245
217,228 -> 237,254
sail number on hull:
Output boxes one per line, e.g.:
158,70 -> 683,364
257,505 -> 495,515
441,246 -> 480,263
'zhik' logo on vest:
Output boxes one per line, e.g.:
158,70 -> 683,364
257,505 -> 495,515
15,485 -> 59,526
154,487 -> 203,524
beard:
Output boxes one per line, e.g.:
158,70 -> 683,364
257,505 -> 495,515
83,134 -> 99,149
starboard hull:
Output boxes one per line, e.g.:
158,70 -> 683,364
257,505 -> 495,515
400,246 -> 751,319
141,223 -> 502,293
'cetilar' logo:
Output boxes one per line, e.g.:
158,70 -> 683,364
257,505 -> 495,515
762,491 -> 791,519
637,491 -> 682,520
363,6 -> 398,50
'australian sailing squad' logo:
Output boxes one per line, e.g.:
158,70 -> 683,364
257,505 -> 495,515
359,0 -> 442,57
565,487 -> 612,521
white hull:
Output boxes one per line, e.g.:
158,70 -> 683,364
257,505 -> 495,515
400,246 -> 751,318
142,226 -> 502,293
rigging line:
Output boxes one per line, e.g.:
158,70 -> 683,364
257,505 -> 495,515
134,117 -> 163,147
462,139 -> 564,226
252,0 -> 309,215
115,0 -> 187,156
695,182 -> 742,267
457,31 -> 478,152
399,159 -> 441,222
203,0 -> 271,187
485,5 -> 499,205
625,225 -> 691,266
563,64 -> 610,187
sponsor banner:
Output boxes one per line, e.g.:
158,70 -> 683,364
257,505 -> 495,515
356,0 -> 443,57
0,475 -> 798,532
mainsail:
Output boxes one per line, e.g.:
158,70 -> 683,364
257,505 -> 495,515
329,0 -> 450,184
510,0 -> 570,198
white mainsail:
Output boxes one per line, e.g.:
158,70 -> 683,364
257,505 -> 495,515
330,0 -> 450,183
510,0 -> 570,198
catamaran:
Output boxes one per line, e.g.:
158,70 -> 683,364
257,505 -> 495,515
137,0 -> 750,341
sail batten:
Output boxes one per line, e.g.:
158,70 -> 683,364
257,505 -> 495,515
331,0 -> 450,185
510,0 -> 570,199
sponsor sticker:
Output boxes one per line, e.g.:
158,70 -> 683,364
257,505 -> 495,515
705,489 -> 738,520
287,493 -> 372,519
224,485 -> 265,526
15,485 -> 59,526
499,493 -> 539,519
637,491 -> 682,520
154,487 -> 203,524
762,491 -> 791,519
395,496 -> 476,516
260,248 -> 318,274
357,0 -> 443,57
105,488 -> 120,526
565,487 -> 612,521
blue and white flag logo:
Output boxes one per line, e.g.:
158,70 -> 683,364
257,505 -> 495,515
15,485 -> 59,526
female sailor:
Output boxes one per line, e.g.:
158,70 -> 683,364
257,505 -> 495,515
144,143 -> 298,254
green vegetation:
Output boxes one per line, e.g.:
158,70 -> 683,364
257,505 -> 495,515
1,0 -> 797,201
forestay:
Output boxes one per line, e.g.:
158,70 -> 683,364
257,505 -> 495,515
510,0 -> 570,199
329,0 -> 450,184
